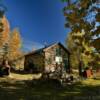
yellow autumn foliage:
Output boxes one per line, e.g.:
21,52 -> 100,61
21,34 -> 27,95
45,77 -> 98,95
0,16 -> 22,60
9,28 -> 22,60
9,28 -> 21,50
0,16 -> 10,47
66,31 -> 95,68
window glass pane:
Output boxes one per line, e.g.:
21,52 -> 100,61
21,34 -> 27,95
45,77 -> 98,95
56,48 -> 61,56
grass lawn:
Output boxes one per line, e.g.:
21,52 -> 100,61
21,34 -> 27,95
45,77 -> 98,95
0,73 -> 100,100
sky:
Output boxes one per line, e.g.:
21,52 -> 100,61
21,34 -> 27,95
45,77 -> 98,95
2,0 -> 70,51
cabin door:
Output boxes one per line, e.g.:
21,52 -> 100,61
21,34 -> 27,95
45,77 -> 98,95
64,59 -> 68,71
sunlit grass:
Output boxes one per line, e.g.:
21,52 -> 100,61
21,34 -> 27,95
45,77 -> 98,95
81,78 -> 100,86
0,73 -> 100,100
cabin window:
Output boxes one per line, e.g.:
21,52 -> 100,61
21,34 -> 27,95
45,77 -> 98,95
56,48 -> 61,56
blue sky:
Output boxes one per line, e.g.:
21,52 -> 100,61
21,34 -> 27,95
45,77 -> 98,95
2,0 -> 70,51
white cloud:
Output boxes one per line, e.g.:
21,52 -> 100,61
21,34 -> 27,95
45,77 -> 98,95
21,38 -> 44,52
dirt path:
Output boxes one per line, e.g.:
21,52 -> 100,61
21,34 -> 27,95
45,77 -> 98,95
0,73 -> 42,82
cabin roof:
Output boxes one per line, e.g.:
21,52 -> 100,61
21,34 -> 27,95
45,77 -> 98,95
25,42 -> 70,56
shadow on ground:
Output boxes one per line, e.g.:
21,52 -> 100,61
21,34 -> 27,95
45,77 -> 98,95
0,78 -> 100,100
